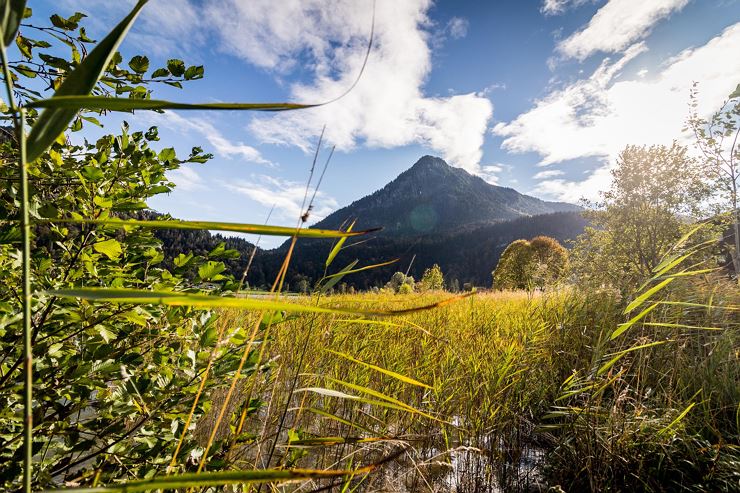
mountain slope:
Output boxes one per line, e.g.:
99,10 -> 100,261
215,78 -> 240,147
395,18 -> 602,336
152,155 -> 587,289
312,155 -> 579,236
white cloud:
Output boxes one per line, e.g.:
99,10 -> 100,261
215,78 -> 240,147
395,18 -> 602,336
146,112 -> 272,165
61,0 -> 491,174
532,169 -> 564,180
59,0 -> 206,56
531,166 -> 612,203
541,0 -> 593,16
479,164 -> 504,184
557,0 -> 690,61
446,17 -> 469,39
204,0 -> 493,173
168,166 -> 204,191
225,175 -> 339,223
494,22 -> 740,200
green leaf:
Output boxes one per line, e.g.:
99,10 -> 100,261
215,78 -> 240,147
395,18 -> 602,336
128,55 -> 149,73
151,67 -> 169,78
26,0 -> 148,163
158,147 -> 176,161
45,218 -> 381,239
81,166 -> 104,181
729,83 -> 740,100
173,252 -> 193,267
198,261 -> 226,281
657,402 -> 696,437
13,63 -> 36,78
93,238 -> 122,260
597,340 -> 669,376
97,325 -> 117,343
199,326 -> 217,347
166,58 -> 185,76
93,196 -> 113,208
320,260 -> 358,294
184,65 -> 204,80
27,95 -> 316,112
1,0 -> 26,47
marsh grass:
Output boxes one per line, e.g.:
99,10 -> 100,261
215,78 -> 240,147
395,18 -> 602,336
211,281 -> 739,492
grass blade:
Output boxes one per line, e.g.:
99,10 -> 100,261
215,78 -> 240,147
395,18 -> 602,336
657,402 -> 696,437
624,278 -> 674,314
26,1 -> 148,162
298,407 -> 377,435
45,218 -> 380,238
42,467 -> 370,492
27,95 -> 317,112
1,0 -> 26,46
611,303 -> 658,340
323,258 -> 399,280
597,340 -> 670,376
326,349 -> 432,389
326,220 -> 355,268
46,288 -> 473,318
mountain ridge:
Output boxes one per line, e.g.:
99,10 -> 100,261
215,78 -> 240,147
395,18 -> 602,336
310,155 -> 580,236
153,155 -> 587,288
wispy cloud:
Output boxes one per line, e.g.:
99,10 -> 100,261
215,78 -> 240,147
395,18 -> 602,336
145,112 -> 272,165
59,0 -> 206,57
168,165 -> 204,191
540,0 -> 594,16
532,169 -> 564,180
224,175 -> 339,223
494,22 -> 740,201
446,17 -> 470,39
203,0 -> 493,174
63,0 -> 492,174
479,164 -> 504,184
556,0 -> 690,61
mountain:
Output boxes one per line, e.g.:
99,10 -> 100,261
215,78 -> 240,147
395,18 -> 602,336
263,211 -> 587,289
152,156 -> 588,289
312,155 -> 579,236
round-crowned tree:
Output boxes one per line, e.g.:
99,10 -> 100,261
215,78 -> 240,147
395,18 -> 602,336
492,236 -> 568,290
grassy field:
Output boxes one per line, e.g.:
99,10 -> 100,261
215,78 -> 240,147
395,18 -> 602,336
211,283 -> 739,492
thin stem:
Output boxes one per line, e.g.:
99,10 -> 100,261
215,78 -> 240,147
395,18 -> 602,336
2,25 -> 33,493
20,108 -> 32,493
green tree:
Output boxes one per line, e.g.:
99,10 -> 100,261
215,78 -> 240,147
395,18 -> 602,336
492,240 -> 532,290
530,235 -> 569,288
492,236 -> 567,290
686,83 -> 740,279
385,271 -> 414,293
420,263 -> 444,291
570,142 -> 709,291
0,8 -> 249,490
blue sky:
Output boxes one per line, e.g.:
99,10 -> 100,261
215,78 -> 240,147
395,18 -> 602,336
35,0 -> 740,247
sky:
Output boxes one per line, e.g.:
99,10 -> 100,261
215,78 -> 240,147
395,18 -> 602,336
35,0 -> 740,247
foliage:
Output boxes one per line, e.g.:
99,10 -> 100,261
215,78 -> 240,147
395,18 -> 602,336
384,271 -> 414,293
569,142 -> 710,292
0,8 -> 258,489
686,83 -> 740,278
420,263 -> 444,291
492,236 -> 567,290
